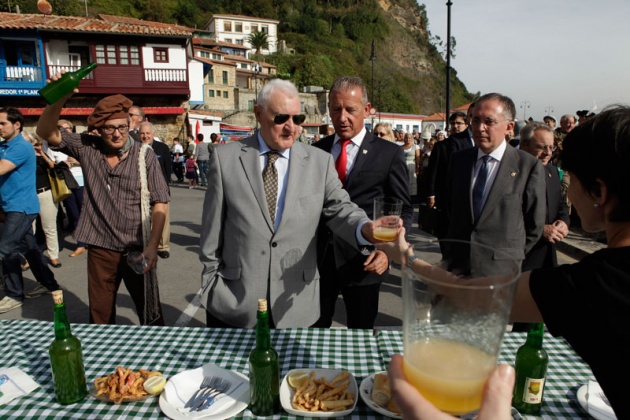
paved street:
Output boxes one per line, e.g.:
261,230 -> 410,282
1,183 -> 578,328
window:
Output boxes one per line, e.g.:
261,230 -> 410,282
95,45 -> 140,66
235,22 -> 243,33
199,51 -> 209,58
216,90 -> 221,96
222,71 -> 228,85
240,63 -> 248,69
251,24 -> 258,32
223,91 -> 228,98
208,89 -> 214,97
153,48 -> 168,63
224,21 -> 232,32
261,25 -> 269,33
236,39 -> 244,46
208,68 -> 214,83
225,38 -> 233,44
212,53 -> 222,60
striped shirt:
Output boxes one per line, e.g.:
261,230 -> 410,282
55,132 -> 170,252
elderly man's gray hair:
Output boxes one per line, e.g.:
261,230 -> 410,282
257,79 -> 299,109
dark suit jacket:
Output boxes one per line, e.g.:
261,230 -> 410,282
151,140 -> 172,185
423,128 -> 474,208
313,132 -> 413,286
522,163 -> 570,271
446,144 -> 546,276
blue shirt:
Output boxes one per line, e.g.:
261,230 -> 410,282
0,133 -> 39,214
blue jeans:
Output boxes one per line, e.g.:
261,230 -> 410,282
0,212 -> 59,300
197,159 -> 209,186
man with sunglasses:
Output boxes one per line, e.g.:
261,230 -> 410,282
312,76 -> 413,330
37,91 -> 170,326
199,79 -> 380,328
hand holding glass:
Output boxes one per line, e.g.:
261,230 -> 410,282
127,251 -> 148,275
402,240 -> 520,416
373,197 -> 403,241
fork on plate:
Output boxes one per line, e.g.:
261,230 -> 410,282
184,376 -> 218,409
189,377 -> 232,412
598,391 -> 611,407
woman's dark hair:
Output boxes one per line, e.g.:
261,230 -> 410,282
560,105 -> 630,221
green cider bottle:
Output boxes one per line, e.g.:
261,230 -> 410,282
512,323 -> 549,415
38,62 -> 97,105
248,298 -> 280,415
49,290 -> 87,404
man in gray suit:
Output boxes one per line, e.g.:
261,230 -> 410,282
446,93 -> 546,276
199,79 -> 383,328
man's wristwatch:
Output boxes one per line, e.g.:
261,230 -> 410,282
406,254 -> 417,268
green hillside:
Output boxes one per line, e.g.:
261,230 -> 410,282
5,0 -> 474,114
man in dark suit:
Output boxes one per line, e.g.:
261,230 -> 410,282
313,76 -> 413,329
519,122 -> 570,271
422,109 -> 474,250
445,93 -> 545,276
139,122 -> 172,259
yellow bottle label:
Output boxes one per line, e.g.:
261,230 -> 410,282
521,377 -> 545,404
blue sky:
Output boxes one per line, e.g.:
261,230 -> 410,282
421,0 -> 630,121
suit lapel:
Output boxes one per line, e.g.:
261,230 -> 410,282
479,146 -> 519,223
277,142 -> 307,232
345,132 -> 371,187
238,136 -> 274,232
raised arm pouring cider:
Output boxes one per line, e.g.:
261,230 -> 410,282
49,290 -> 87,404
248,298 -> 280,415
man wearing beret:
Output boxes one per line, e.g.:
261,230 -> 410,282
37,90 -> 170,326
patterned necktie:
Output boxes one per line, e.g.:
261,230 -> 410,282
263,151 -> 280,225
335,139 -> 351,185
472,155 -> 492,222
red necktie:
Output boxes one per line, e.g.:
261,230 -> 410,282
335,139 -> 351,185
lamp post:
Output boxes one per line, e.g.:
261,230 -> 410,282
253,64 -> 262,129
445,0 -> 452,123
520,100 -> 531,120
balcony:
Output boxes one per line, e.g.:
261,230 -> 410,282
1,66 -> 44,87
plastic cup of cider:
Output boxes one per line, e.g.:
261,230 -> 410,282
373,197 -> 403,241
402,239 -> 520,416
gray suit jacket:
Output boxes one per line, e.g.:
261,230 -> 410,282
199,135 -> 368,328
446,144 -> 546,276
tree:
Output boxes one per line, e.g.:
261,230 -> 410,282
247,31 -> 269,55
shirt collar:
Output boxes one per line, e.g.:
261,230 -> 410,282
333,127 -> 367,148
476,139 -> 507,162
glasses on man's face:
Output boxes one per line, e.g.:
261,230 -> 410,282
533,144 -> 557,152
101,125 -> 129,135
129,113 -> 141,118
58,126 -> 71,132
273,114 -> 306,125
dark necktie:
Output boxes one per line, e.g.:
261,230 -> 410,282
335,139 -> 351,185
263,152 -> 280,225
472,155 -> 491,221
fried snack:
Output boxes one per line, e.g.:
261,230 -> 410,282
289,370 -> 355,413
371,372 -> 401,414
92,366 -> 163,404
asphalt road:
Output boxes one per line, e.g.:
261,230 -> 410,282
1,183 -> 576,328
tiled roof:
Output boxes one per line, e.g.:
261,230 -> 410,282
193,37 -> 249,50
0,12 -> 192,36
210,14 -> 279,23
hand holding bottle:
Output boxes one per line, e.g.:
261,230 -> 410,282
39,62 -> 97,105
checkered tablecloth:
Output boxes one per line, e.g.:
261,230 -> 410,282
0,320 -> 593,419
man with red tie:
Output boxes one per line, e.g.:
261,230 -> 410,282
313,76 -> 413,329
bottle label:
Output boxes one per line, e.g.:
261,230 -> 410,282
521,377 -> 545,404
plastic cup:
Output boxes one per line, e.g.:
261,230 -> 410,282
373,197 -> 403,242
127,251 -> 148,275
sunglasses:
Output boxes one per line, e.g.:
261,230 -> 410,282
374,131 -> 387,137
274,114 -> 306,125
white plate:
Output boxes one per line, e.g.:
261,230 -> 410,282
159,370 -> 249,420
280,368 -> 358,417
577,383 -> 617,420
359,372 -> 402,419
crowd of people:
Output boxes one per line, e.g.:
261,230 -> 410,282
1,72 -> 626,418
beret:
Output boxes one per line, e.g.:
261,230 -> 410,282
87,94 -> 133,131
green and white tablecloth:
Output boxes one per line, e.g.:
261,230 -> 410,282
0,320 -> 593,419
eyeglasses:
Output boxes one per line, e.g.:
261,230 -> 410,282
532,144 -> 557,152
273,114 -> 306,125
57,126 -> 71,132
129,113 -> 142,117
471,118 -> 507,127
101,125 -> 129,134
374,131 -> 387,137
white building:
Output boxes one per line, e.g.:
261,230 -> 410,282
205,14 -> 279,57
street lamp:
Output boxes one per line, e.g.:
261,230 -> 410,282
253,64 -> 262,129
520,100 -> 531,120
445,0 -> 453,122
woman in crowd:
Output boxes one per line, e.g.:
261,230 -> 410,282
373,122 -> 395,142
402,132 -> 421,201
378,106 -> 629,419
57,120 -> 87,257
23,132 -> 62,268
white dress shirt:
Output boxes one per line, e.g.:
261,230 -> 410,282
331,127 -> 367,180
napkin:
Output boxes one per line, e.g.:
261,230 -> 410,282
0,367 -> 40,406
163,363 -> 249,419
587,381 -> 616,420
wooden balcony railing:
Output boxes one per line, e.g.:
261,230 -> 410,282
1,66 -> 44,83
144,68 -> 187,82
